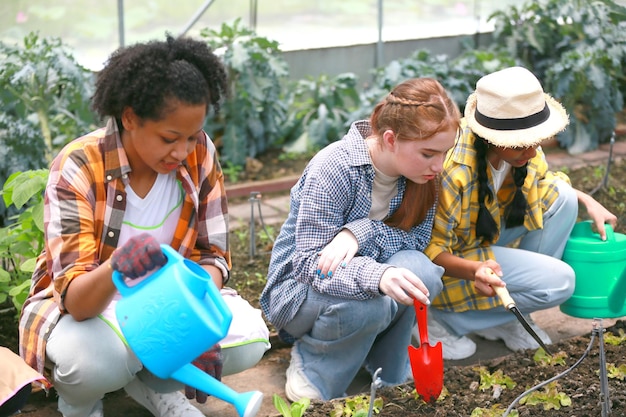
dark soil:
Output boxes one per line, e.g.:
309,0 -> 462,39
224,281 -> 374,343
306,322 -> 626,417
2,145 -> 626,416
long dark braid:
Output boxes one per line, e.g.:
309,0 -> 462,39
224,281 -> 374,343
505,163 -> 528,228
474,135 -> 529,242
474,136 -> 498,242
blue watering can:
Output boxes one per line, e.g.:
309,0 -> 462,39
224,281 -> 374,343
112,244 -> 263,417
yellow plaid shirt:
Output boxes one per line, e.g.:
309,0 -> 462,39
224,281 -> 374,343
18,118 -> 230,375
424,119 -> 570,312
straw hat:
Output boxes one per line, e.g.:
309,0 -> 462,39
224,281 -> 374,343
464,66 -> 569,148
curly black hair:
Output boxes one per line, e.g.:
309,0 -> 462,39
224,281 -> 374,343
91,34 -> 228,129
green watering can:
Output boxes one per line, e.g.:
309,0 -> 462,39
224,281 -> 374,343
560,220 -> 626,318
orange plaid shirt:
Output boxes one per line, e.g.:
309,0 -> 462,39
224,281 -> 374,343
18,118 -> 231,376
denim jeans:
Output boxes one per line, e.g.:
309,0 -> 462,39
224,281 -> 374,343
283,250 -> 444,400
431,180 -> 578,336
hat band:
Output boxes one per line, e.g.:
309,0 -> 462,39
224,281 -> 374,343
474,103 -> 550,131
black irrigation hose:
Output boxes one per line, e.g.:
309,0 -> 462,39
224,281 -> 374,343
502,331 -> 597,417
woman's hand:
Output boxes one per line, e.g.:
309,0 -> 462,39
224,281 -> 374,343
110,233 -> 167,279
185,344 -> 222,403
316,229 -> 358,279
576,190 -> 618,241
472,261 -> 504,297
379,267 -> 430,306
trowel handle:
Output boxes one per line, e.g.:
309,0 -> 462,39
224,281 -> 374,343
414,299 -> 430,345
493,285 -> 516,310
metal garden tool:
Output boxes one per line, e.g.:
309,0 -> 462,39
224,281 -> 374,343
595,319 -> 611,416
491,283 -> 553,356
408,299 -> 443,403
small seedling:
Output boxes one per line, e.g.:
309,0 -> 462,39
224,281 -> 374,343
519,381 -> 572,410
222,163 -> 243,183
272,394 -> 310,417
604,328 -> 626,345
470,404 -> 519,416
233,229 -> 248,246
411,385 -> 449,402
605,363 -> 626,380
473,366 -> 516,398
533,348 -> 567,366
330,394 -> 382,417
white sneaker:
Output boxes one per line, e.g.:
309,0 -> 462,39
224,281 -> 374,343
414,317 -> 476,360
124,378 -> 205,417
285,348 -> 323,402
89,400 -> 104,417
474,317 -> 552,351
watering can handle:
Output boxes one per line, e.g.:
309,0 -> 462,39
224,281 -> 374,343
604,223 -> 615,242
111,244 -> 182,297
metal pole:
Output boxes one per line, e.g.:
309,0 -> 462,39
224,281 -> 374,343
250,0 -> 258,30
117,0 -> 125,47
474,0 -> 481,47
375,0 -> 383,68
597,320 -> 611,416
249,192 -> 260,260
179,0 -> 217,37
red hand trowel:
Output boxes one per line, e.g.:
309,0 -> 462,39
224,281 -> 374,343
408,299 -> 443,403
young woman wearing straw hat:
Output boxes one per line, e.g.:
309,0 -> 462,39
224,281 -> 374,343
423,66 -> 617,360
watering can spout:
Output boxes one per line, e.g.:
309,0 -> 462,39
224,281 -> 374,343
171,364 -> 263,417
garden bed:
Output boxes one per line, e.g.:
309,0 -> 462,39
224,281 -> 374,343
2,151 -> 626,416
300,320 -> 626,416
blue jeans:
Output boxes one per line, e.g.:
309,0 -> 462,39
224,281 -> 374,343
431,180 -> 578,335
283,250 -> 444,400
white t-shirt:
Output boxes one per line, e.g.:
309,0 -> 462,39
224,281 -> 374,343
490,160 -> 512,193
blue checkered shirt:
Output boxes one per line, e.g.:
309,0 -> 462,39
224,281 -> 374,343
260,120 -> 436,331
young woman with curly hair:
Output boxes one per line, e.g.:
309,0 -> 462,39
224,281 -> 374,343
19,35 -> 269,417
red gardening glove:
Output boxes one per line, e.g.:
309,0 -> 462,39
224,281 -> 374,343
185,344 -> 223,404
110,233 -> 167,279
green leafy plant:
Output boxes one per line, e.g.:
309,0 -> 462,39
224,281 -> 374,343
0,170 -> 48,314
604,328 -> 626,345
330,394 -> 383,417
0,32 -> 95,166
272,394 -> 310,417
470,404 -> 518,416
490,0 -> 626,154
605,363 -> 626,380
533,348 -> 568,366
222,162 -> 244,184
0,32 -> 95,224
474,366 -> 517,392
519,381 -> 572,410
283,73 -> 361,152
350,47 -> 517,123
201,18 -> 290,167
